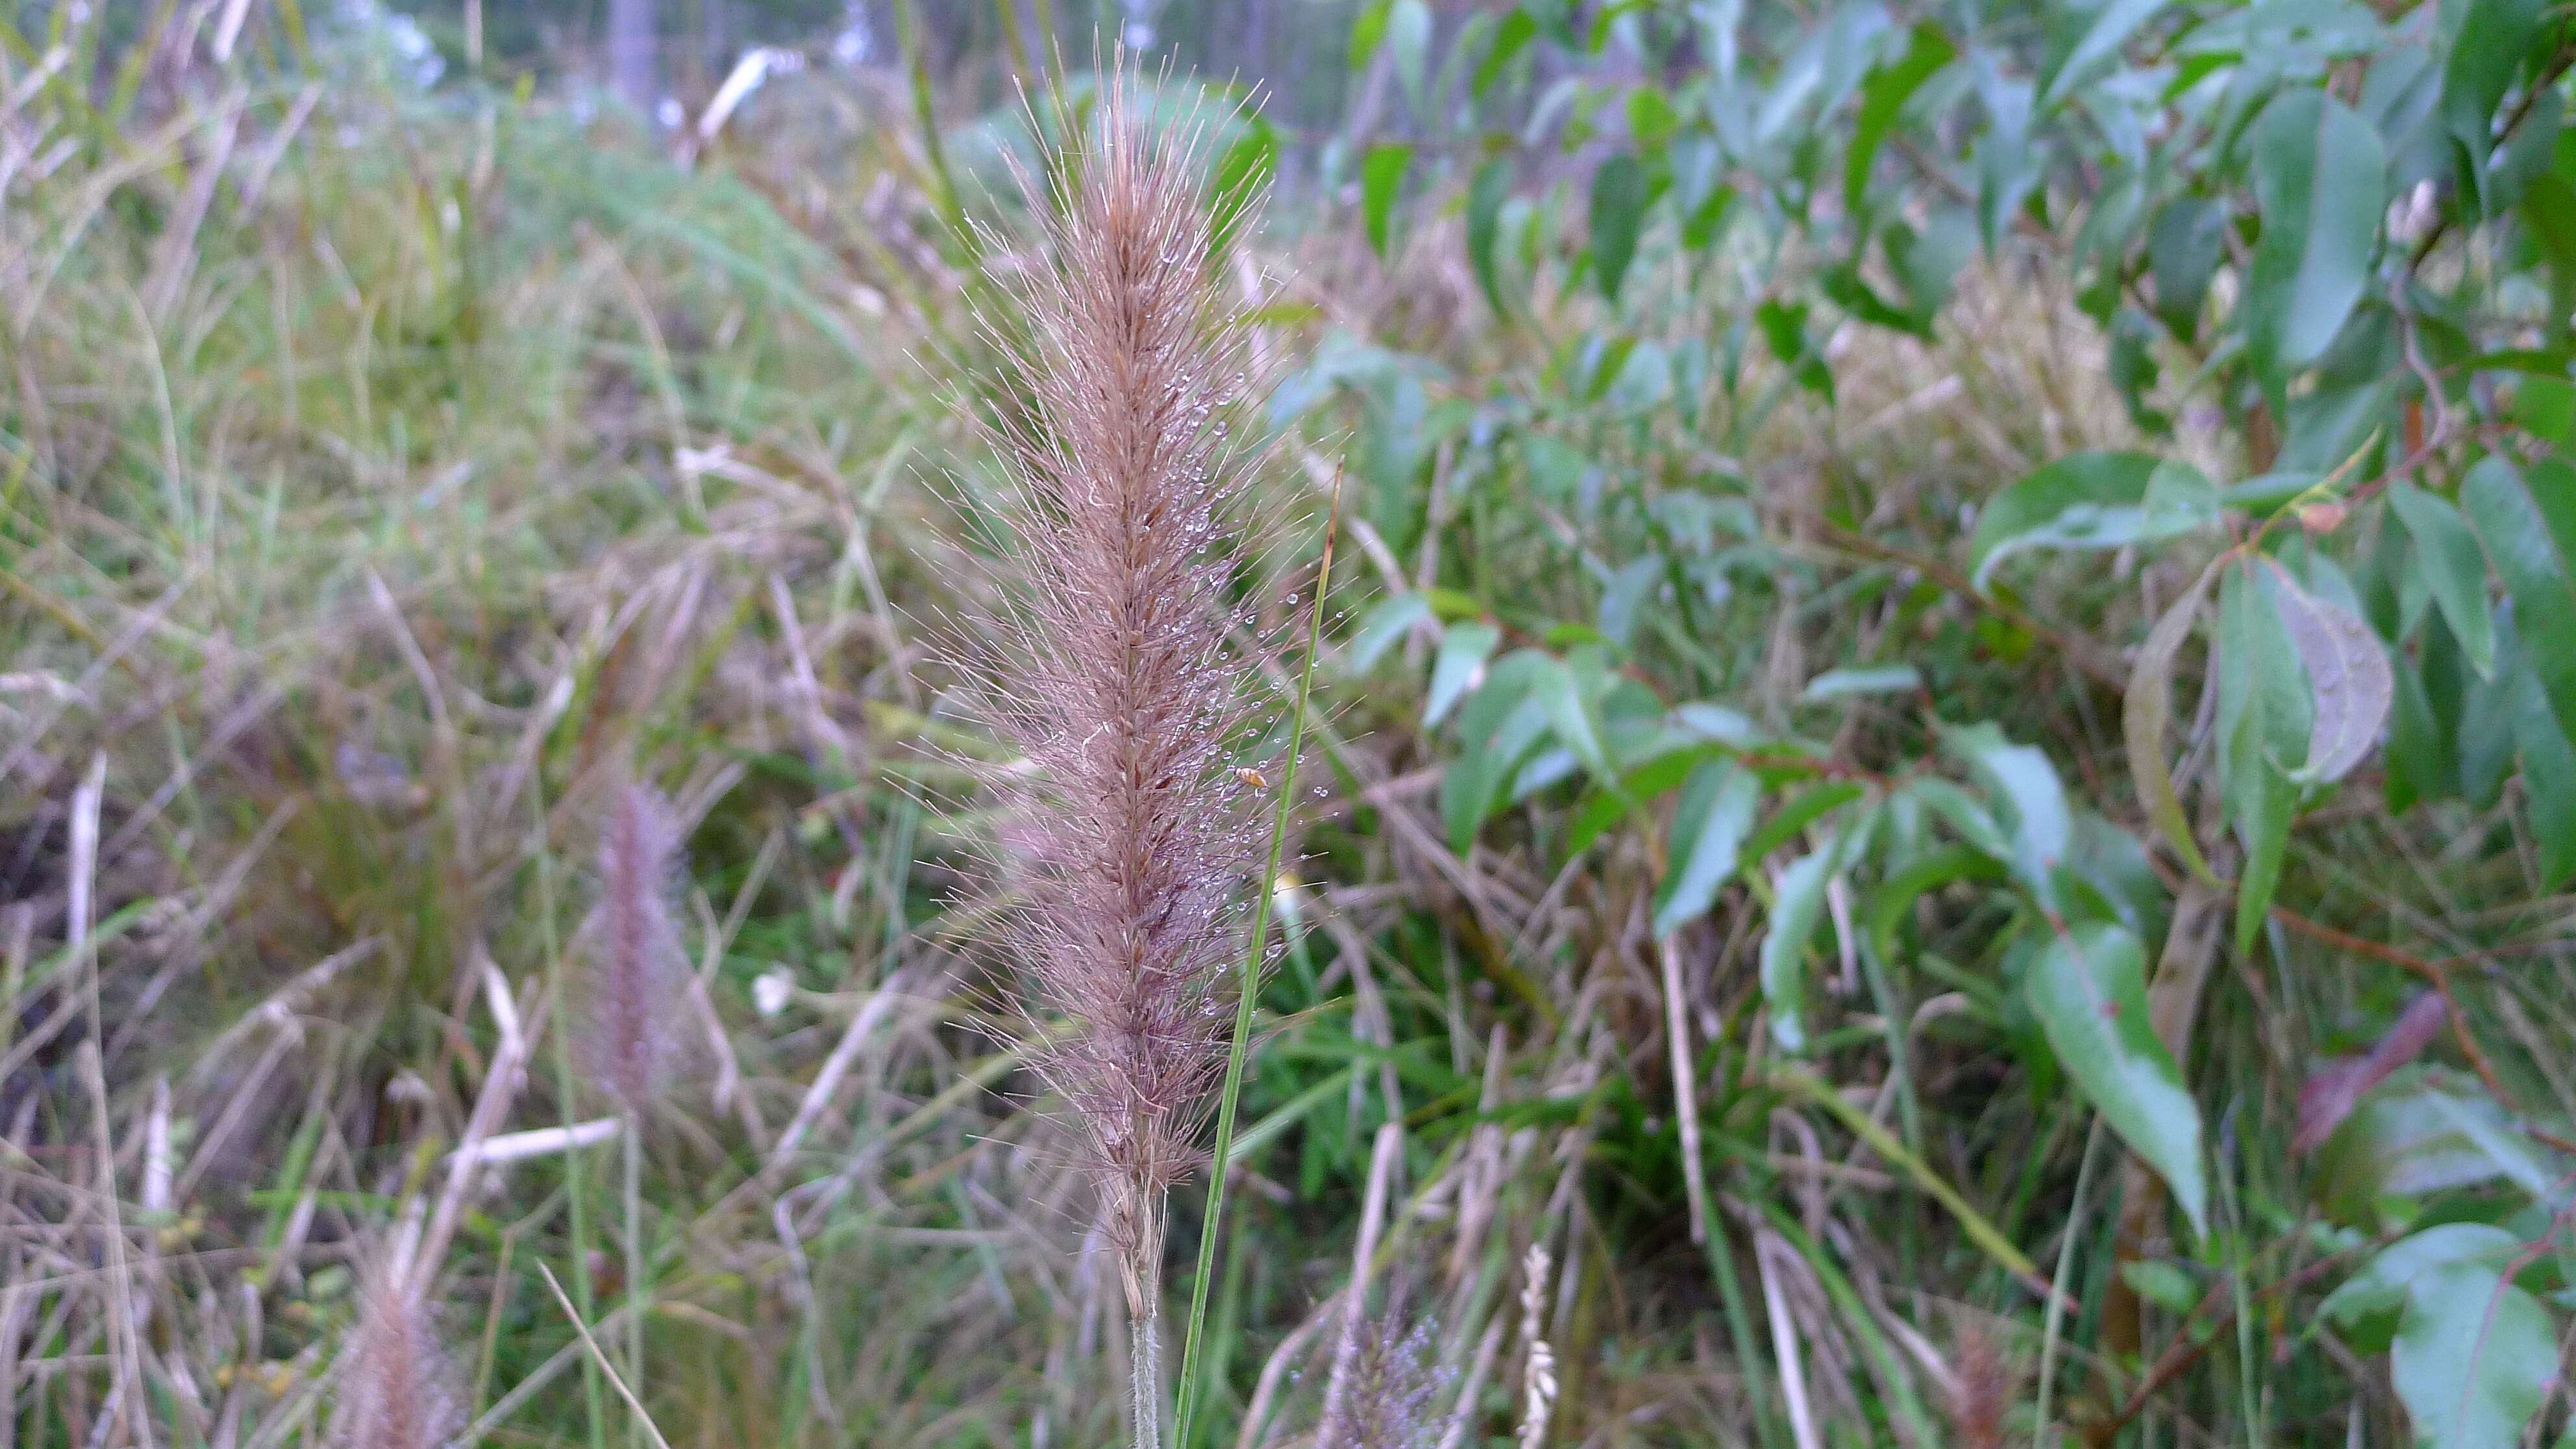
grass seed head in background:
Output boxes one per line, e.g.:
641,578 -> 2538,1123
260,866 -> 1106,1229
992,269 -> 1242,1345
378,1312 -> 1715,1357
581,782 -> 691,1116
333,1262 -> 460,1449
1322,1317 -> 1444,1449
1944,1323 -> 2013,1449
956,66 -> 1274,1326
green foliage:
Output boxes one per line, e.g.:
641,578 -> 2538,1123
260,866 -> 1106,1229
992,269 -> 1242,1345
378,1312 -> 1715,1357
1318,0 -> 2576,1435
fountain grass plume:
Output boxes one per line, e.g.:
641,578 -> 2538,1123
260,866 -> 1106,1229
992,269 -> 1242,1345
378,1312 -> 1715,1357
955,60 -> 1284,1446
335,1260 -> 460,1449
581,781 -> 688,1117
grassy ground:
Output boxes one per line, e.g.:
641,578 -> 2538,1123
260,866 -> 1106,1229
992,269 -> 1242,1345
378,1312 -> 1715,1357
7,18 -> 2573,1449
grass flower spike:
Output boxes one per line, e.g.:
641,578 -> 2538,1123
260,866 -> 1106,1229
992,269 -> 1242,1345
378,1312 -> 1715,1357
335,1265 -> 460,1449
965,65 -> 1274,1446
582,782 -> 689,1116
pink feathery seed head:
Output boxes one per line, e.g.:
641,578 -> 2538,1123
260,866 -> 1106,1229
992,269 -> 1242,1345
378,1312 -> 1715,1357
334,1262 -> 461,1449
581,780 -> 689,1117
949,64 -> 1285,1312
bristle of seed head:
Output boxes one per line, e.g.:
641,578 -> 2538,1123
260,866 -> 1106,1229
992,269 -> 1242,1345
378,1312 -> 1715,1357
954,66 -> 1270,1315
582,780 -> 687,1116
334,1263 -> 460,1449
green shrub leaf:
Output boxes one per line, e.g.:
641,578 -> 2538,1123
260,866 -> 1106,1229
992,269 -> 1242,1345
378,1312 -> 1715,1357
1761,841 -> 1841,1052
1362,142 -> 1412,258
1967,452 -> 2219,590
1589,153 -> 1648,301
2388,480 -> 2497,680
1655,761 -> 1763,937
1426,621 -> 1500,728
2462,456 -> 2576,737
2392,1263 -> 2558,1449
2245,92 -> 2386,377
2024,921 -> 2209,1237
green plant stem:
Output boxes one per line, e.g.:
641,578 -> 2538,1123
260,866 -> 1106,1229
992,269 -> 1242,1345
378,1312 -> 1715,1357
1696,1193 -> 1785,1449
1771,1067 -> 2065,1307
2035,1116 -> 2107,1449
623,1117 -> 645,1449
1171,489 -> 1339,1448
535,786 -> 608,1449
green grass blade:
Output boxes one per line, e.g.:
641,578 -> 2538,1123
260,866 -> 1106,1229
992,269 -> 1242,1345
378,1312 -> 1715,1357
1172,488 -> 1339,1447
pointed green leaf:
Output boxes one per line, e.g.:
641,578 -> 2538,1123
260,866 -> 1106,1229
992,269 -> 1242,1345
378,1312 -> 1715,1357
2024,921 -> 2209,1237
1846,24 -> 1955,218
1943,721 -> 2072,902
1474,8 -> 1537,97
2245,92 -> 2386,375
2511,665 -> 2576,888
1655,762 -> 1763,937
2442,0 -> 2546,202
2462,456 -> 2576,737
1467,159 -> 1513,317
2311,1074 -> 2560,1226
1800,665 -> 1922,702
2321,1224 -> 2522,1326
1589,153 -> 1648,301
1348,0 -> 1393,69
2388,480 -> 2497,680
1362,143 -> 1412,258
1761,842 -> 1840,1053
1426,621 -> 1500,728
2218,562 -> 2309,955
2040,0 -> 2168,108
1968,453 -> 2220,590
1443,651 -> 1557,852
2393,1263 -> 2558,1449
1756,299 -> 1835,401
1349,593 -> 1433,673
1898,777 -> 2016,865
1742,781 -> 1868,866
1534,655 -> 1613,780
1385,0 -> 1432,108
2148,197 -> 2224,341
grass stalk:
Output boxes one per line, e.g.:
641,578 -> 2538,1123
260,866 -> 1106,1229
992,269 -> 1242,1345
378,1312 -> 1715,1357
536,786 -> 608,1449
2033,1115 -> 2107,1449
1172,482 -> 1340,1448
1133,1304 -> 1165,1449
622,1117 -> 645,1449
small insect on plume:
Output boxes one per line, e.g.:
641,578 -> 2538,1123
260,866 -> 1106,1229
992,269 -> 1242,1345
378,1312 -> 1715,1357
580,782 -> 691,1116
